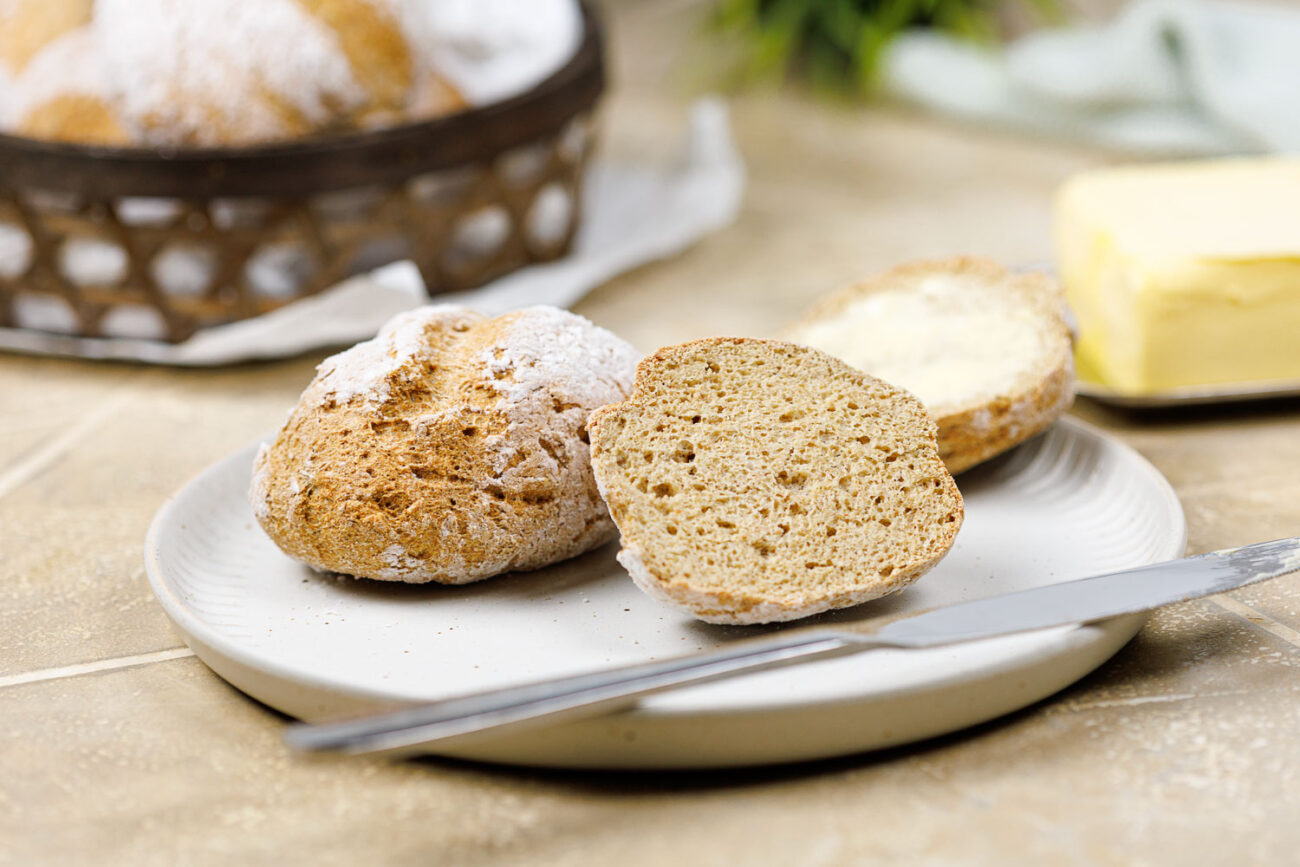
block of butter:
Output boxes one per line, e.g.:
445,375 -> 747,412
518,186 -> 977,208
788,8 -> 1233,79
1055,158 -> 1300,394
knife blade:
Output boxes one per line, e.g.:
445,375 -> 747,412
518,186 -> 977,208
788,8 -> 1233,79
285,537 -> 1300,757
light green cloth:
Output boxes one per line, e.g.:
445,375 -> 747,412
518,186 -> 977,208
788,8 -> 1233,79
883,0 -> 1300,155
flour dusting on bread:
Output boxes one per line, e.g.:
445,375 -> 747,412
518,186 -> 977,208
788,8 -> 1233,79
252,304 -> 638,584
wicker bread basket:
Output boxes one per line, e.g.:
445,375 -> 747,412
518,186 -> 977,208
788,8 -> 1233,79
0,5 -> 604,344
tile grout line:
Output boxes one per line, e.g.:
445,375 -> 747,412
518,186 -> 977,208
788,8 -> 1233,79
1062,683 -> 1300,714
0,647 -> 195,689
1209,595 -> 1300,649
0,379 -> 142,501
1066,692 -> 1201,711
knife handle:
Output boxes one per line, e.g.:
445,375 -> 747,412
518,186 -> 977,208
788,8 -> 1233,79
285,629 -> 886,756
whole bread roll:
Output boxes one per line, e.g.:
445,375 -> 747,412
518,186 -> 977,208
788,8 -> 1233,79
0,0 -> 102,139
251,305 -> 639,584
0,0 -> 91,76
1,0 -> 583,146
9,26 -> 129,145
92,0 -> 421,145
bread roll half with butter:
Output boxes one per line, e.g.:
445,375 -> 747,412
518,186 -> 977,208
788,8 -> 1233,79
785,258 -> 1074,474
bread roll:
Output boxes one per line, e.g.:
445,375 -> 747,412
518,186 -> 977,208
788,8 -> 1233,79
92,0 -> 419,145
588,338 -> 964,625
0,0 -> 584,146
9,26 -> 129,146
786,258 -> 1074,474
0,0 -> 91,76
251,305 -> 639,584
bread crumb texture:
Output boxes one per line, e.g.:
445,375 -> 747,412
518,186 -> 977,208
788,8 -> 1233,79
786,257 -> 1074,474
251,304 -> 639,584
588,338 -> 964,624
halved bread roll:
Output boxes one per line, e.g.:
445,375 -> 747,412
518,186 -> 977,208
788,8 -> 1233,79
588,338 -> 963,625
784,257 -> 1074,474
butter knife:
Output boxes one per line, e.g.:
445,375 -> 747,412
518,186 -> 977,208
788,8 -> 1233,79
285,537 -> 1300,757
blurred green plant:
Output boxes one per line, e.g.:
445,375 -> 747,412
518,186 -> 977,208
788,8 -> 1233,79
712,0 -> 1060,93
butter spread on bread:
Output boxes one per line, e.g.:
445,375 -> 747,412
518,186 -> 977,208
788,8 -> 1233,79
786,257 -> 1074,473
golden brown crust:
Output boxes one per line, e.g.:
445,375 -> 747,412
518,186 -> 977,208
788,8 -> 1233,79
936,353 -> 1075,474
588,337 -> 964,625
295,0 -> 413,110
784,257 -> 1075,474
251,305 -> 638,584
0,0 -> 91,75
5,0 -> 467,147
16,93 -> 131,145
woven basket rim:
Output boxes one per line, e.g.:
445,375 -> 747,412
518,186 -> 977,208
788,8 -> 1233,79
0,2 -> 604,198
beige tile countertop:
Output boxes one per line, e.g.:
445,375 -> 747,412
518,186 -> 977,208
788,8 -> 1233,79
5,3 -> 1300,864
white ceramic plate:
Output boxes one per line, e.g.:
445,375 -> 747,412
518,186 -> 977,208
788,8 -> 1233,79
146,416 -> 1185,770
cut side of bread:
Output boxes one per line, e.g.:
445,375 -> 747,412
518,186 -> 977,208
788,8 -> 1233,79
784,257 -> 1075,474
587,338 -> 964,625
